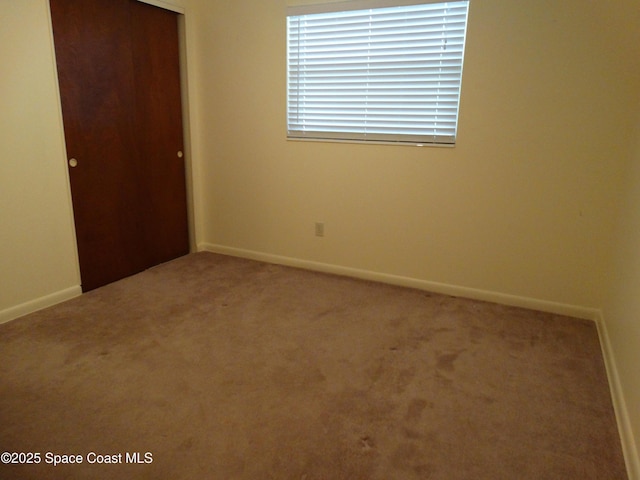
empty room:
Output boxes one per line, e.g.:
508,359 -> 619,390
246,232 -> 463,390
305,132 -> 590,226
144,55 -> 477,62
1,0 -> 639,479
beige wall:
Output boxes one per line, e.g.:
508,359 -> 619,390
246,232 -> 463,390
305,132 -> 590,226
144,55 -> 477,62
186,0 -> 640,469
600,2 -> 640,475
2,0 -> 632,321
0,0 -> 194,322
604,117 -> 640,477
190,0 -> 633,311
0,0 -> 80,319
2,0 -> 639,474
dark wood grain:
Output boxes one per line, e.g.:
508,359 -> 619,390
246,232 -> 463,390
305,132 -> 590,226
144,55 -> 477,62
50,0 -> 188,291
130,0 -> 189,267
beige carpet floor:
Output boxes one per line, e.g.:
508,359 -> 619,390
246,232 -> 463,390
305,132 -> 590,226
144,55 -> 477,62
0,252 -> 627,479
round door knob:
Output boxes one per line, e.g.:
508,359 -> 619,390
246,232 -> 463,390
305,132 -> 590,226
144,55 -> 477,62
177,151 -> 183,158
69,158 -> 78,167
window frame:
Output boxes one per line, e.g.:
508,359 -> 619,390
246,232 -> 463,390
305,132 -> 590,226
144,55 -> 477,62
286,0 -> 470,147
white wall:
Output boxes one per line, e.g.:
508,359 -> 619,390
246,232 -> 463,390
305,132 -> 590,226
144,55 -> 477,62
190,0 -> 634,313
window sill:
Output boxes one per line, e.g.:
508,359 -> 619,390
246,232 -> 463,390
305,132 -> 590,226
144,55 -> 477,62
286,137 -> 456,148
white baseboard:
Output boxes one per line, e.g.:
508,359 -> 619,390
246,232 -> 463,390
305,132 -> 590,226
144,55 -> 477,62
0,286 -> 82,325
595,312 -> 640,480
198,243 -> 599,320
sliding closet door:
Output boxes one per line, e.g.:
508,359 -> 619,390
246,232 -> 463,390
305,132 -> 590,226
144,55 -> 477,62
129,1 -> 189,268
50,0 -> 189,291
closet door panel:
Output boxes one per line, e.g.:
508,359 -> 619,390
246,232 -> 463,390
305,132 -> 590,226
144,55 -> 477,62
50,0 -> 189,291
51,0 -> 146,291
130,1 -> 189,267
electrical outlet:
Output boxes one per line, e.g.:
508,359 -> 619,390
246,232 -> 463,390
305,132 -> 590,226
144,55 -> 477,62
315,222 -> 324,237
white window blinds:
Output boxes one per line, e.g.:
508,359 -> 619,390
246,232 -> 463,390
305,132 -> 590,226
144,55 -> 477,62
287,1 -> 469,145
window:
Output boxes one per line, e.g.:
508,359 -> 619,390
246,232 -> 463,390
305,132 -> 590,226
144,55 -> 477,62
287,0 -> 469,145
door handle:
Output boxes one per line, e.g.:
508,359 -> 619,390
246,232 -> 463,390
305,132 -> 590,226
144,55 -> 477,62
68,158 -> 78,167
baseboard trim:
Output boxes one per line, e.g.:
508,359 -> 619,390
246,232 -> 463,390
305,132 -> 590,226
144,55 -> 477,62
0,286 -> 82,325
198,243 -> 599,320
595,312 -> 640,480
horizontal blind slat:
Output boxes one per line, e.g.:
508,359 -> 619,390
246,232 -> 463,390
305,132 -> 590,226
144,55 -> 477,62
287,1 -> 468,145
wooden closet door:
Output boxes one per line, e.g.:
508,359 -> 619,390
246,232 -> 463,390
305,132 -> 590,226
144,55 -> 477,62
50,0 -> 189,292
129,1 -> 189,268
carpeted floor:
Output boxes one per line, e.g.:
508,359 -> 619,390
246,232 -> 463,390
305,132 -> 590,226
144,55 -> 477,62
0,252 -> 627,479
